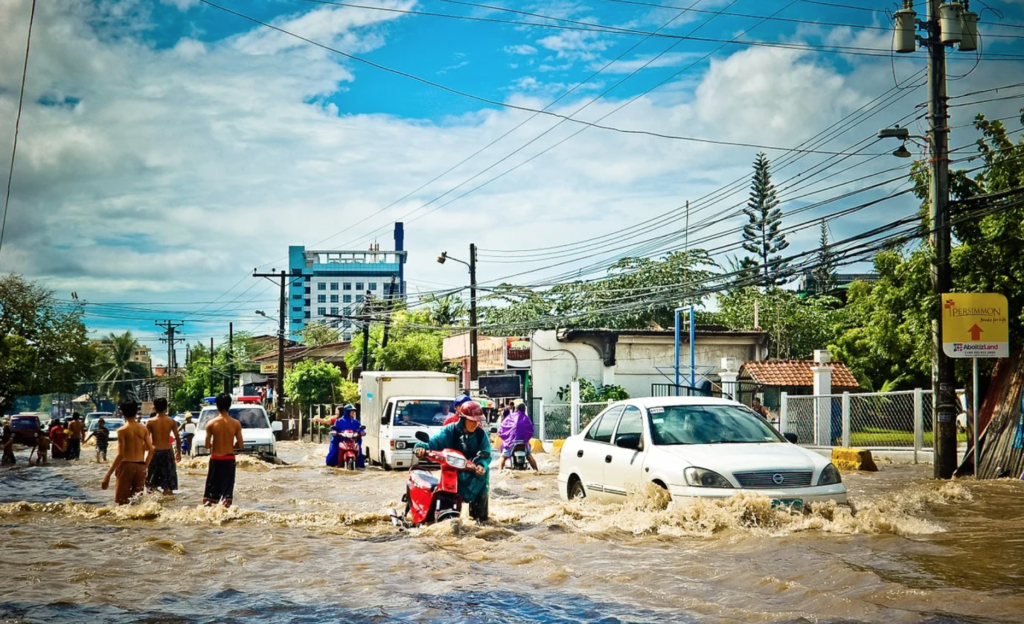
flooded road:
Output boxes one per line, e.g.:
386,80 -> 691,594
1,441 -> 1022,623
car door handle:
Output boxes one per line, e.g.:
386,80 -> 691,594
577,450 -> 584,458
605,455 -> 612,463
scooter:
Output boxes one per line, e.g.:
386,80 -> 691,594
391,431 -> 481,527
334,430 -> 361,470
508,440 -> 529,471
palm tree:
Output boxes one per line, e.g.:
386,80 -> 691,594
97,332 -> 147,403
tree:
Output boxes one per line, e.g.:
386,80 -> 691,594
284,359 -> 344,409
299,322 -> 340,347
344,308 -> 455,375
0,275 -> 94,415
427,293 -> 467,327
715,287 -> 847,360
556,378 -> 629,402
742,152 -> 789,287
96,331 -> 148,403
812,219 -> 836,295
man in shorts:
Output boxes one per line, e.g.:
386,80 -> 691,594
85,418 -> 110,462
145,398 -> 181,495
101,401 -> 154,505
203,393 -> 243,507
66,414 -> 85,460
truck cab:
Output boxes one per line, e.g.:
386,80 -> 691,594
192,396 -> 282,459
360,371 -> 459,470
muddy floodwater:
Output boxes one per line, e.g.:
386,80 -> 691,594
0,441 -> 1022,623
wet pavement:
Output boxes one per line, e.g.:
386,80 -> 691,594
0,441 -> 1022,623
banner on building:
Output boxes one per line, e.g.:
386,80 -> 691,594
260,362 -> 294,374
479,336 -> 505,371
505,336 -> 531,369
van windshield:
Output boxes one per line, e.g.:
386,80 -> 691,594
198,408 -> 269,429
393,400 -> 452,426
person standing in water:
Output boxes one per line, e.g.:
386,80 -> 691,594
66,414 -> 85,461
202,393 -> 243,507
101,401 -> 154,505
145,398 -> 181,495
85,418 -> 110,463
1,426 -> 15,465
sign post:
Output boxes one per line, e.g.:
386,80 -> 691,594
941,293 -> 1009,476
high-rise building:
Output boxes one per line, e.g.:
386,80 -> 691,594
287,222 -> 406,340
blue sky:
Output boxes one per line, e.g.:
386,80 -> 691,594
1,0 -> 1024,364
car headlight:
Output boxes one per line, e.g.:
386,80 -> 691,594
395,440 -> 406,450
817,463 -> 842,486
684,467 -> 733,488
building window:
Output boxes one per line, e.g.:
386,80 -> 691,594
317,283 -> 326,291
343,282 -> 352,291
330,307 -> 339,315
304,286 -> 310,294
343,306 -> 351,315
317,294 -> 326,303
304,311 -> 311,319
368,282 -> 378,291
355,294 -> 364,303
355,282 -> 364,291
343,294 -> 352,303
292,293 -> 302,300
317,307 -> 326,316
342,332 -> 351,341
304,299 -> 310,307
330,282 -> 339,291
292,306 -> 302,312
330,294 -> 339,303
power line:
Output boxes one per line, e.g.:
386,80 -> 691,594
0,0 -> 37,265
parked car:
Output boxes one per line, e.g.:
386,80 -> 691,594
87,418 -> 125,441
192,397 -> 281,459
85,412 -> 113,428
558,397 -> 847,507
9,415 -> 41,446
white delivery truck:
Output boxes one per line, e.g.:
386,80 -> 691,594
360,371 -> 459,470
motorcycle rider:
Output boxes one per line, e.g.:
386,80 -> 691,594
497,401 -> 539,472
324,404 -> 364,468
414,400 -> 490,521
440,394 -> 472,426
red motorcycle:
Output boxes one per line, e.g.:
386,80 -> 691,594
392,432 -> 480,526
334,430 -> 361,471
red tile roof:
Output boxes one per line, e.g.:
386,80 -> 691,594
741,360 -> 860,388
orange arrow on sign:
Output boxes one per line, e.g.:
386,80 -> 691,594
968,324 -> 984,341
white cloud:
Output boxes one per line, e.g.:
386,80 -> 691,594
503,44 -> 538,56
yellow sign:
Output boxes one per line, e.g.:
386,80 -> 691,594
941,293 -> 1009,358
260,362 -> 294,374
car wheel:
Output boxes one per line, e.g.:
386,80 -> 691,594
568,477 -> 586,500
381,452 -> 392,471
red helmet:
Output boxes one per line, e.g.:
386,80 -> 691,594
458,401 -> 486,423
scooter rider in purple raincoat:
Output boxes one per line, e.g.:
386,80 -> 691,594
497,402 -> 539,471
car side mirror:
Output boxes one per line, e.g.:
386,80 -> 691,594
415,431 -> 430,443
615,434 -> 642,450
783,432 -> 798,444
381,417 -> 388,426
271,421 -> 283,432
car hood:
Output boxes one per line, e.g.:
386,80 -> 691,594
654,443 -> 827,473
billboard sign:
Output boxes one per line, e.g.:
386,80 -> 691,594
505,336 -> 531,369
941,293 -> 1009,359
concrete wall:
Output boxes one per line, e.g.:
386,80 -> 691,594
530,330 -> 764,404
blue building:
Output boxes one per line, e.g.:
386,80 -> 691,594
288,223 -> 406,340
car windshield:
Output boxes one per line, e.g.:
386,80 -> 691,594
11,418 -> 38,429
198,407 -> 269,429
90,419 -> 124,431
647,404 -> 784,445
393,400 -> 452,426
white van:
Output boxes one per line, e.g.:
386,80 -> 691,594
192,397 -> 282,459
360,372 -> 459,470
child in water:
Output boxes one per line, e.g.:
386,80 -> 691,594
1,426 -> 15,466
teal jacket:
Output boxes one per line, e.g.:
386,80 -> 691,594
414,422 -> 490,503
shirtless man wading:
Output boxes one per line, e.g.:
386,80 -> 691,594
102,401 -> 154,505
145,397 -> 181,495
203,393 -> 244,508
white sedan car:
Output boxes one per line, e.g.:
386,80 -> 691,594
558,397 -> 847,507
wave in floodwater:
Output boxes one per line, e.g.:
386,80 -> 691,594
0,480 -> 972,540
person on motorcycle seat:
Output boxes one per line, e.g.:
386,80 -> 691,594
414,400 -> 491,521
497,401 -> 539,472
324,404 -> 365,468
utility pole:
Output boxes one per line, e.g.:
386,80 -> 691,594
927,0 -> 957,479
253,269 -> 295,422
362,292 -> 372,374
381,274 -> 397,351
469,243 -> 478,383
226,322 -> 234,395
209,337 -> 215,396
155,320 -> 185,374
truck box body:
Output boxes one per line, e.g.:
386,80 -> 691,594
360,371 -> 459,470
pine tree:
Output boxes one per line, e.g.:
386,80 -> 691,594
812,219 -> 836,294
741,152 -> 789,287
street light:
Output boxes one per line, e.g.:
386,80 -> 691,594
877,125 -> 929,158
437,246 -> 478,383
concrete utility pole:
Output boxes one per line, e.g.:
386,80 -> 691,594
209,337 -> 214,395
156,320 -> 185,374
469,243 -> 478,383
362,291 -> 372,374
926,0 -> 957,479
253,269 -> 294,421
227,321 -> 234,395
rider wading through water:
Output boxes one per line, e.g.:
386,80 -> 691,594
413,400 -> 491,521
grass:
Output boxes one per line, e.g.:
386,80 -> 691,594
850,427 -> 968,447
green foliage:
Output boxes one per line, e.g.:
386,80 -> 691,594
714,287 -> 847,360
284,360 -> 344,408
556,378 -> 629,402
426,294 -> 467,327
344,309 -> 453,375
95,331 -> 148,402
742,152 -> 789,287
0,275 -> 95,415
299,322 -> 340,347
812,219 -> 836,294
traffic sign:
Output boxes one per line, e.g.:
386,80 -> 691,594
941,293 -> 1009,358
